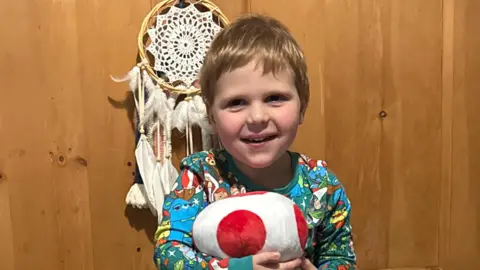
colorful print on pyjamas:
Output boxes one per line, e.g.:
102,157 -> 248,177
154,148 -> 357,270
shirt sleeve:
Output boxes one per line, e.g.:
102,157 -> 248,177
312,169 -> 357,269
153,166 -> 253,270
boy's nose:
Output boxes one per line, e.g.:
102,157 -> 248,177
247,103 -> 269,125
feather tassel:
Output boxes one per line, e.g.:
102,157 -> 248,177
122,66 -> 152,210
160,93 -> 180,204
165,93 -> 178,156
142,86 -> 167,129
110,65 -> 141,112
191,95 -> 212,151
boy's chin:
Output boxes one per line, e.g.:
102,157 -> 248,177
244,160 -> 273,169
226,143 -> 289,169
240,153 -> 283,169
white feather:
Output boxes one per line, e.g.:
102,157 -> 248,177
125,183 -> 149,209
192,95 -> 207,114
166,93 -> 178,111
171,93 -> 215,151
110,66 -> 140,86
164,94 -> 178,156
191,95 -> 213,150
160,93 -> 180,201
172,99 -> 191,132
142,87 -> 167,128
110,66 -> 141,110
142,70 -> 157,96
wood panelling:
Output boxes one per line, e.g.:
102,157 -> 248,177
267,1 -> 443,269
1,0 -> 95,269
439,1 -> 480,270
0,0 -> 478,270
77,0 -> 156,269
442,0 -> 480,269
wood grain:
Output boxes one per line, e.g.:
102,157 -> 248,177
0,0 -> 92,269
0,0 -> 479,270
0,162 -> 14,270
446,0 -> 480,269
439,0 -> 454,268
76,0 -> 165,269
0,0 -> 15,248
317,1 -> 443,269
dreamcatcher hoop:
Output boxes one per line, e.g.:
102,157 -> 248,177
113,0 -> 228,221
138,0 -> 229,95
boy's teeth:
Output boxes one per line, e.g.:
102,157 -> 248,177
242,135 -> 276,143
242,137 -> 266,143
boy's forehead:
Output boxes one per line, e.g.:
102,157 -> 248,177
223,62 -> 291,80
218,59 -> 293,82
214,64 -> 295,97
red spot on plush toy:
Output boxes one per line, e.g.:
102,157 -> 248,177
217,210 -> 266,257
192,192 -> 308,262
294,206 -> 308,248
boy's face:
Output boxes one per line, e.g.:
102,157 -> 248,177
209,60 -> 303,169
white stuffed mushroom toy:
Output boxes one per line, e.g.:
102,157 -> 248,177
192,191 -> 309,262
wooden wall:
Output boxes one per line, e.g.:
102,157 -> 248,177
0,0 -> 478,270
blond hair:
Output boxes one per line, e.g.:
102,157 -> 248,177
199,14 -> 310,114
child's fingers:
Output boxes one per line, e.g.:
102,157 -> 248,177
278,258 -> 302,269
253,251 -> 281,265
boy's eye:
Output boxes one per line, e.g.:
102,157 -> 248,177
226,99 -> 246,108
265,94 -> 287,104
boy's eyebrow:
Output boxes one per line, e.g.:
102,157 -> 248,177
216,92 -> 247,100
218,88 -> 294,101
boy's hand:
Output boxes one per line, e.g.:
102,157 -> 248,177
253,252 -> 303,270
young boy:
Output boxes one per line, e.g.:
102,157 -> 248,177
153,14 -> 357,270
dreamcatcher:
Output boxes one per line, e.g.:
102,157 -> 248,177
112,0 -> 229,223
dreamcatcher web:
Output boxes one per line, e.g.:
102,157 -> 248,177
146,4 -> 223,87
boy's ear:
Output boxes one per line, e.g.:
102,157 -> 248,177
206,103 -> 217,130
205,102 -> 213,122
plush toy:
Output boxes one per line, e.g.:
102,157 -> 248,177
192,191 -> 308,262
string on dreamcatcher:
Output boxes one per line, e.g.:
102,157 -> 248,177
112,0 -> 229,223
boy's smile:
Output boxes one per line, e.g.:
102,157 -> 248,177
209,60 -> 303,173
240,132 -> 278,147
